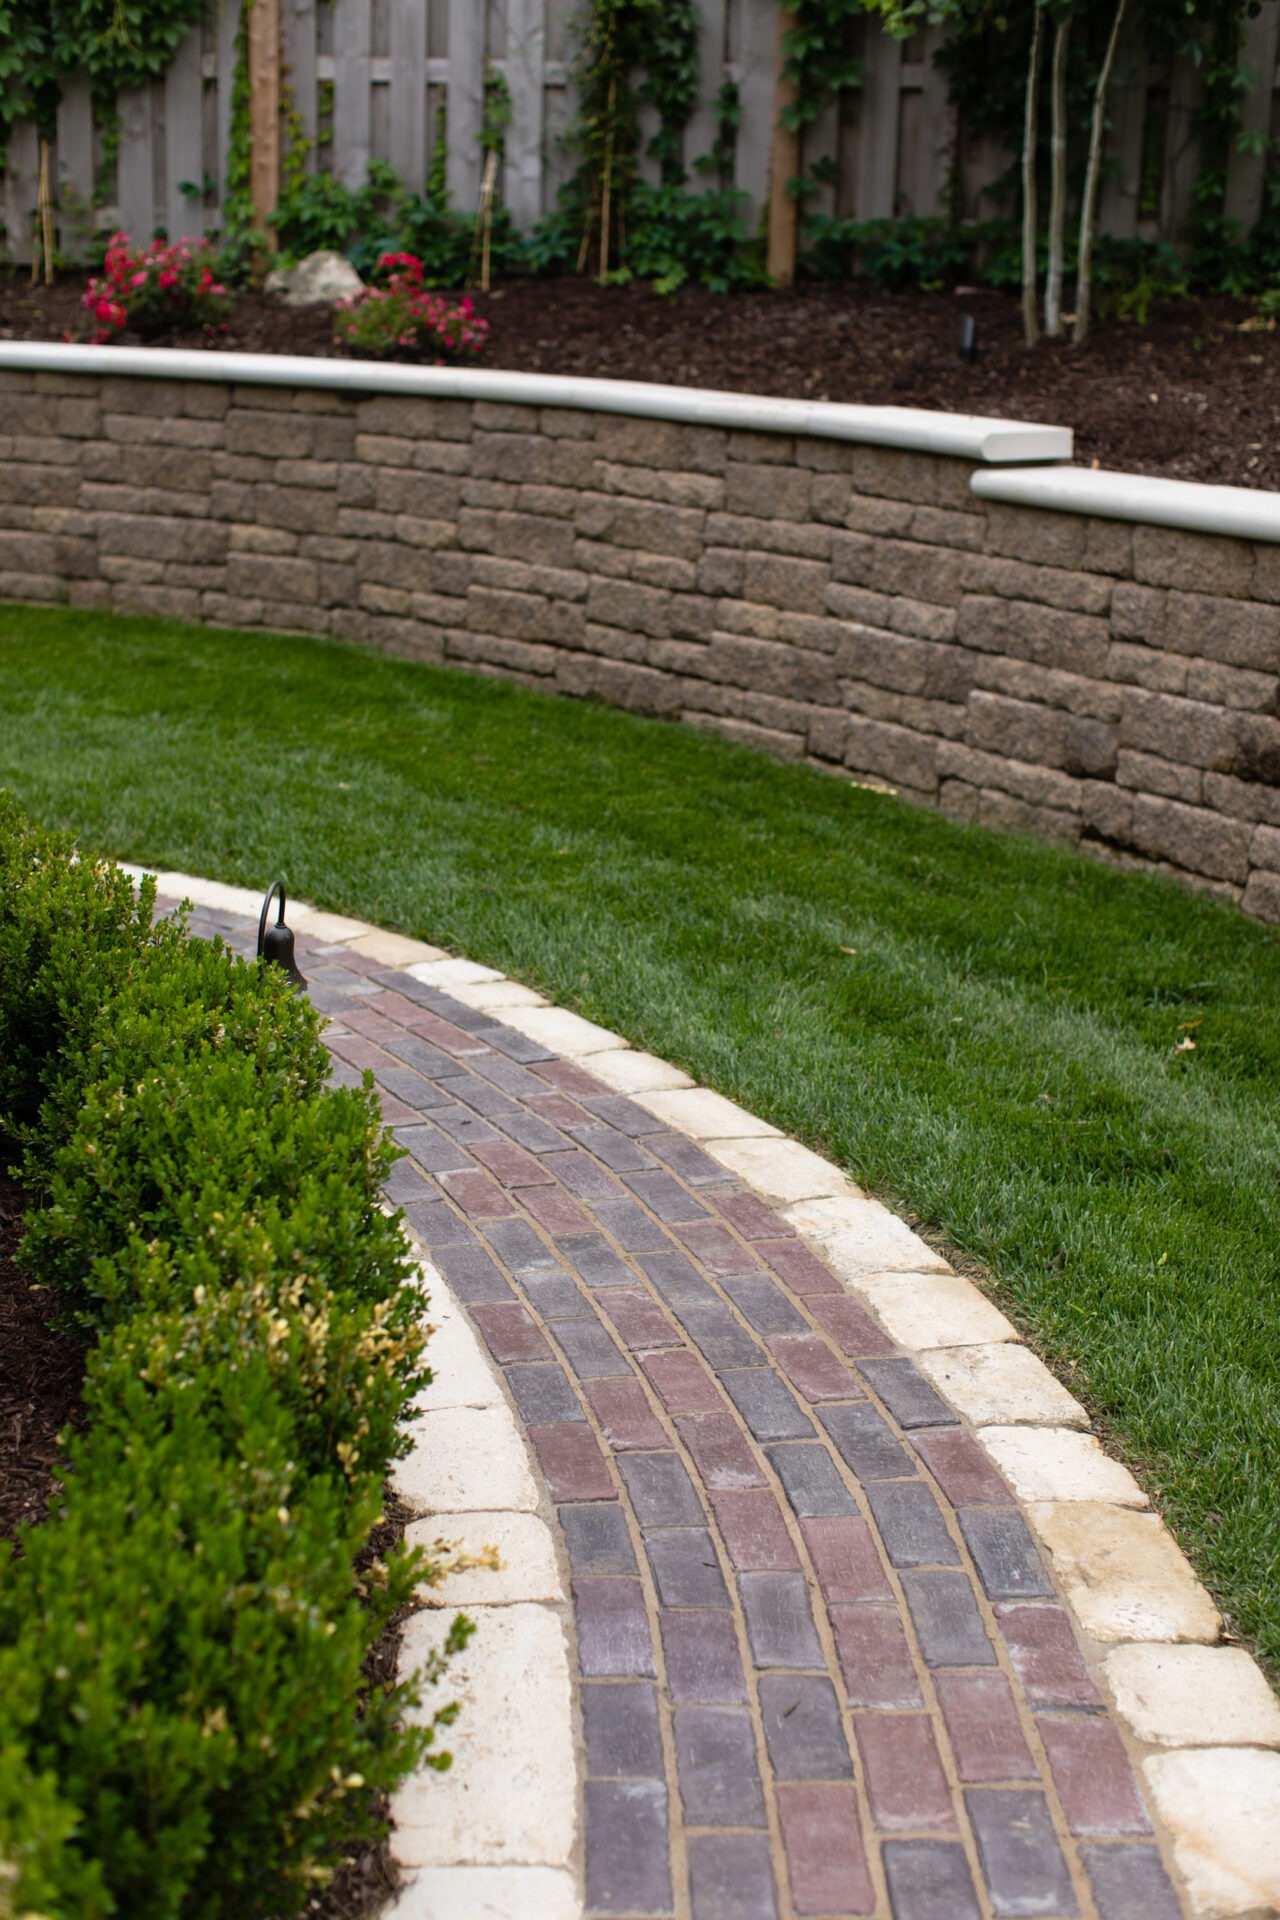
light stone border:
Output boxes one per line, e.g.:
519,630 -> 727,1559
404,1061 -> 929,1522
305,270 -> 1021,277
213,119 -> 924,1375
973,461 -> 1280,544
124,864 -> 1280,1918
0,339 -> 1071,464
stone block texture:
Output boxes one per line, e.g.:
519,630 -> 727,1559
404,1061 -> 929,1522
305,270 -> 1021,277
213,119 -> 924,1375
13,365 -> 1280,916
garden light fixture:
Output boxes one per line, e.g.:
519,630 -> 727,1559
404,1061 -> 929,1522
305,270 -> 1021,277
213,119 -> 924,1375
257,881 -> 307,991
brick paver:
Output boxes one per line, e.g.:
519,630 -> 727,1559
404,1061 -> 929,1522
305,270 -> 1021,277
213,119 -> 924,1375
178,898 -> 1188,1920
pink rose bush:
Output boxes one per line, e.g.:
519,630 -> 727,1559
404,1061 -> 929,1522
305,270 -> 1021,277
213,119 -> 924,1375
82,234 -> 232,343
334,253 -> 488,363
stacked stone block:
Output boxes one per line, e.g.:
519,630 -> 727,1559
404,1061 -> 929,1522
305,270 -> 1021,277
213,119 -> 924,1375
6,364 -> 1280,920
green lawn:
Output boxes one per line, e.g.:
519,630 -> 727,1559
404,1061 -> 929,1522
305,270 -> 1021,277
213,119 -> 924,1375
4,603 -> 1279,1671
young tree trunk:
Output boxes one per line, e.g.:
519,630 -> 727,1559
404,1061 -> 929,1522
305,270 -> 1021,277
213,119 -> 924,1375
768,6 -> 801,287
1022,3 -> 1046,346
1044,8 -> 1071,337
1073,0 -> 1127,345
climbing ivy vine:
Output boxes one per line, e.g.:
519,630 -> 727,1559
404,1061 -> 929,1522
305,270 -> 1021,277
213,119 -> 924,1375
1,0 -> 206,134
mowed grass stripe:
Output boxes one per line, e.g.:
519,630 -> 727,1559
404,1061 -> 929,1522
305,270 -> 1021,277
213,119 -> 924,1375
2,604 -> 1278,1666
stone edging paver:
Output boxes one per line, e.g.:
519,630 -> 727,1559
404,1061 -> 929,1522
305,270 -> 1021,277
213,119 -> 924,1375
130,866 -> 1280,1920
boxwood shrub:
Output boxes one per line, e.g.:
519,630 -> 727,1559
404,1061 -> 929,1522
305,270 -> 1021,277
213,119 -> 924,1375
0,795 -> 459,1919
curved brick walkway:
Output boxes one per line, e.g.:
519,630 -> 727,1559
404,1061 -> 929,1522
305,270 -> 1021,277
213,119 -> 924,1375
154,877 -> 1277,1920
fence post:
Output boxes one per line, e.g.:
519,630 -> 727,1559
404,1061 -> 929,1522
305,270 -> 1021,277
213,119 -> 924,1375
249,0 -> 281,242
767,6 -> 799,286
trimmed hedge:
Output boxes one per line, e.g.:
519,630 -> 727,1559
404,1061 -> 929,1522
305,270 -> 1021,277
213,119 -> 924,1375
0,795 -> 459,1919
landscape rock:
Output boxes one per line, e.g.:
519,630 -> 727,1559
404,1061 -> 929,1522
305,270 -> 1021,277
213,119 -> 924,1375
264,248 -> 363,308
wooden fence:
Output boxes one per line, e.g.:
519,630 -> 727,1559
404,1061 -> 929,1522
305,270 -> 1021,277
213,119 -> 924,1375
5,0 -> 1280,267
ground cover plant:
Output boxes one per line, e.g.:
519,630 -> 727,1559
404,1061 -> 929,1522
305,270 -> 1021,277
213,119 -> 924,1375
1,606 -> 1278,1680
0,795 -> 462,1918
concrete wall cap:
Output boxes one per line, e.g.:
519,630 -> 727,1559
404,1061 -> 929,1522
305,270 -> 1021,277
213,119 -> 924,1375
973,461 -> 1280,543
0,339 -> 1071,464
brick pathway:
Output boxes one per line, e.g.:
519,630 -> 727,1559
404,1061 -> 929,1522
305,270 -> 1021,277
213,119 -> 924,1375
177,895 -> 1188,1920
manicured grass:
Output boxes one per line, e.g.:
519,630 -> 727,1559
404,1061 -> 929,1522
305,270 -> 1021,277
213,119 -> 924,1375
3,603 -> 1280,1670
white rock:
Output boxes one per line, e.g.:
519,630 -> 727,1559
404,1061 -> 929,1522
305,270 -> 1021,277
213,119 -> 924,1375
1029,1502 -> 1222,1644
1143,1748 -> 1280,1916
708,1137 -> 857,1204
393,1406 -> 540,1513
266,248 -> 364,307
494,1004 -> 628,1056
407,1510 -> 565,1606
386,1866 -> 581,1920
978,1426 -> 1148,1507
347,928 -> 448,966
392,1605 -> 577,1868
856,1271 -> 1016,1349
581,1049 -> 695,1094
785,1193 -> 946,1271
916,1343 -> 1088,1428
634,1086 -> 780,1139
1105,1643 -> 1280,1749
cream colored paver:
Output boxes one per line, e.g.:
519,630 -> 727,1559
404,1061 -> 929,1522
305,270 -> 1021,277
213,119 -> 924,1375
583,1049 -> 696,1094
1106,1644 -> 1280,1749
437,979 -> 550,1011
128,867 -> 266,918
785,1193 -> 947,1271
407,1511 -> 565,1606
1029,1503 -> 1222,1643
410,1304 -> 506,1413
386,1866 -> 581,1920
979,1426 -> 1149,1507
1143,1748 -> 1280,1916
916,1343 -> 1088,1428
634,1087 -> 781,1139
856,1271 -> 1016,1349
393,1406 -> 540,1514
494,1004 -> 629,1056
289,905 -> 377,943
708,1138 -> 859,1204
391,1604 -> 576,1869
407,958 -> 506,988
347,929 -> 450,966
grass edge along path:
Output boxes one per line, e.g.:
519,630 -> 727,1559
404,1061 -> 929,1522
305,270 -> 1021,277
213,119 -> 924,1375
2,602 -> 1279,1677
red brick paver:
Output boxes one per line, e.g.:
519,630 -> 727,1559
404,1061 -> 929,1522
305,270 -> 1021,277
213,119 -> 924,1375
181,899 -> 1188,1920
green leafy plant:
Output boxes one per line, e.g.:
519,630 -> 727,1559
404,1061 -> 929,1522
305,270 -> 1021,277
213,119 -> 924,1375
80,231 -> 232,341
334,251 -> 489,360
803,211 -> 974,288
0,792 -> 461,1918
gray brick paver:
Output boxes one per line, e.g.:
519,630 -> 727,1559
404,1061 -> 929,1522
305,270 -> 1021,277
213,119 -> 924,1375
204,921 -> 1184,1920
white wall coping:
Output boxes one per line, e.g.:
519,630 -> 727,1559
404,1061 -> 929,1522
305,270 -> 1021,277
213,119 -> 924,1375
0,339 -> 1071,465
972,462 -> 1280,545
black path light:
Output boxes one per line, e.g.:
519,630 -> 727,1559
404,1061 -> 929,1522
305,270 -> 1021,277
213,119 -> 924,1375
257,881 -> 307,991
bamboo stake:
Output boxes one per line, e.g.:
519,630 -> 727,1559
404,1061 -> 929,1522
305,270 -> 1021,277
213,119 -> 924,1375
474,147 -> 498,292
1022,3 -> 1045,347
34,138 -> 55,287
1044,8 -> 1071,339
1073,0 -> 1127,345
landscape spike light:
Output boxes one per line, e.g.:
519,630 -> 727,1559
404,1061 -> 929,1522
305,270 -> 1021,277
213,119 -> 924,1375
959,314 -> 978,365
257,881 -> 307,992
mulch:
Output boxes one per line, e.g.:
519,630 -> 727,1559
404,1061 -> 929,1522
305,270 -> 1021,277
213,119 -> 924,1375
6,266 -> 1280,489
0,1174 -> 85,1545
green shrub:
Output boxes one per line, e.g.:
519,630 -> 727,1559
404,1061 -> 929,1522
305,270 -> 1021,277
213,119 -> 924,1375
0,795 -> 453,1918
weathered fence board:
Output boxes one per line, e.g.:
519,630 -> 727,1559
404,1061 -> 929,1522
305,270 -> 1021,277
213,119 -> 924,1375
9,0 -> 1280,268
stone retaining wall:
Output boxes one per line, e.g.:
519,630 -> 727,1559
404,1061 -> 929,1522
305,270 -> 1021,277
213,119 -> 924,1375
7,363 -> 1280,922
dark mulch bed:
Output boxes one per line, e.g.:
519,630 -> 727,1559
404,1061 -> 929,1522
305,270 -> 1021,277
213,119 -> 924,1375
0,1174 -> 85,1543
6,266 -> 1279,489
